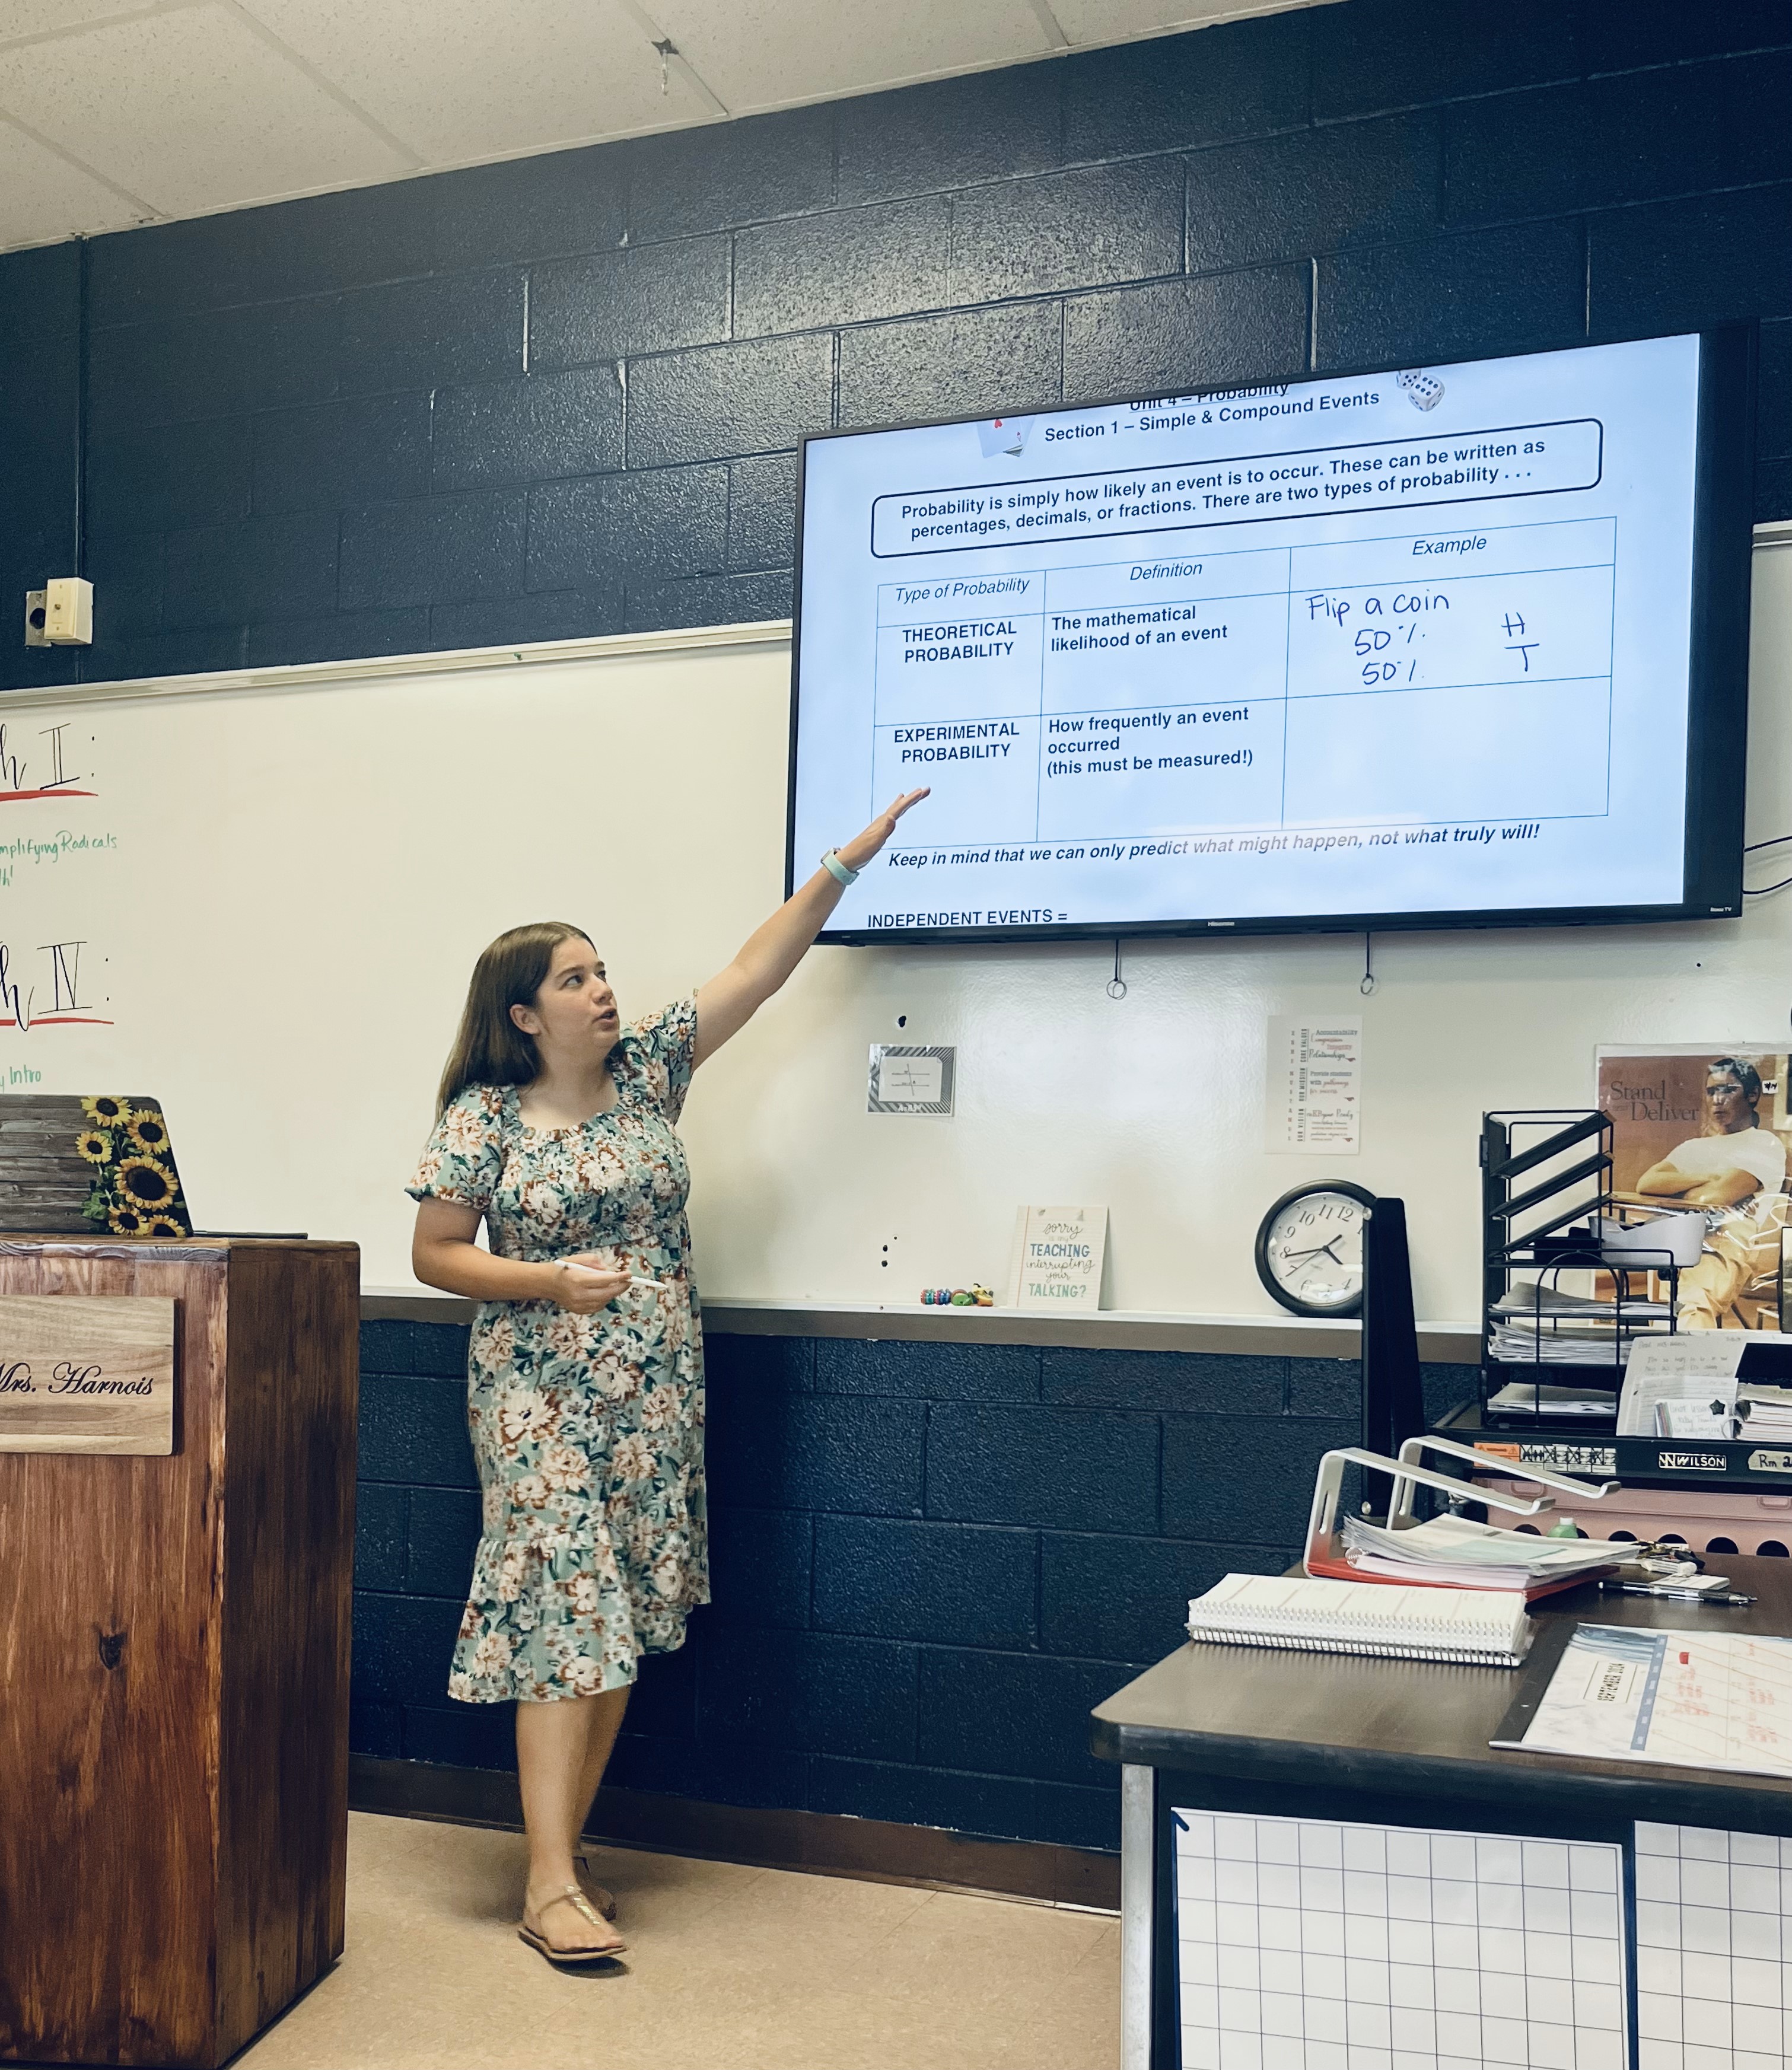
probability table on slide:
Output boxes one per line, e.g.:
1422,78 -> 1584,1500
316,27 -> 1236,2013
873,515 -> 1618,849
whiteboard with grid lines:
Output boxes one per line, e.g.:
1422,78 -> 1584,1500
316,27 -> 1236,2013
1173,1807 -> 1627,2070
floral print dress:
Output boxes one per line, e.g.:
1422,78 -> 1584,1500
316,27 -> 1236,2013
406,1000 -> 707,1703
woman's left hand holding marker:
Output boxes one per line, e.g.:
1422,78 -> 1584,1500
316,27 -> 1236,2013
547,1254 -> 632,1311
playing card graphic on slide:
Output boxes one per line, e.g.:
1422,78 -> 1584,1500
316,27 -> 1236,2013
976,415 -> 1033,457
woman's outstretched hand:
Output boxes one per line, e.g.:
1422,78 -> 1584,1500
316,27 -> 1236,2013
689,789 -> 931,1071
836,789 -> 930,873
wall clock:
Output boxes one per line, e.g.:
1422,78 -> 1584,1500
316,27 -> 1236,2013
1255,1182 -> 1377,1317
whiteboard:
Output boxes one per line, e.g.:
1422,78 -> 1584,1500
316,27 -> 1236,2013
1,531 -> 1787,1322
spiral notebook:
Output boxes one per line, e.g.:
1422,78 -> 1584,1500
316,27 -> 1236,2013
1188,1573 -> 1534,1667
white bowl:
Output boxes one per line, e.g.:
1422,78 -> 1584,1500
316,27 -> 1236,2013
1596,1212 -> 1706,1269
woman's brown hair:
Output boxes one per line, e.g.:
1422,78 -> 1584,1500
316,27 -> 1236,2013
437,921 -> 595,1114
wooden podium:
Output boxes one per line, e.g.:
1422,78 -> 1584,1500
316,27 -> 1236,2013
0,1238 -> 359,2069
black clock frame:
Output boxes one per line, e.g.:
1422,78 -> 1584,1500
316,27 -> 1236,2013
1254,1181 -> 1380,1319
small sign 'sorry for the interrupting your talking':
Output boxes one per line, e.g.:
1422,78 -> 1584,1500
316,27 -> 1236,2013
1010,1203 -> 1108,1313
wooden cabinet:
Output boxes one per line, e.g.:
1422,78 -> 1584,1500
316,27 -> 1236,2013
0,1239 -> 359,2069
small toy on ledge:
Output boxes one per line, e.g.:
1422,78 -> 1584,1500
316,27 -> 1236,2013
921,1285 -> 994,1307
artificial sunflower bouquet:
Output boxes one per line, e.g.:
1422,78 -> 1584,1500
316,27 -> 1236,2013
75,1095 -> 191,1237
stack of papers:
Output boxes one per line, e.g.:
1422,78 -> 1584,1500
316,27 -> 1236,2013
1492,1284 -> 1672,1321
1488,1324 -> 1635,1367
1489,1284 -> 1670,1368
1486,1381 -> 1618,1421
1617,1336 -> 1748,1437
1335,1512 -> 1621,1593
1740,1385 -> 1792,1438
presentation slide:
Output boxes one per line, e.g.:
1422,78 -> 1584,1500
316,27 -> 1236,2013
790,333 -> 1705,936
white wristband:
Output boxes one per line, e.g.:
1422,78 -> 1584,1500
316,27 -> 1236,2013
820,849 -> 859,886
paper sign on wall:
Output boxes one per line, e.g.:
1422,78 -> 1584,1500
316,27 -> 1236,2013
1266,1017 -> 1363,1154
867,1044 -> 955,1115
1010,1205 -> 1107,1313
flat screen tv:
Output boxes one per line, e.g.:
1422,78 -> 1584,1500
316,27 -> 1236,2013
788,328 -> 1755,944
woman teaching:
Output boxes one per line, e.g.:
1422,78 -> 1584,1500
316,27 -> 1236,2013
407,789 -> 925,1964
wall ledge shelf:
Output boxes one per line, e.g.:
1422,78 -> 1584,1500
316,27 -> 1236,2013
359,1286 -> 1482,1361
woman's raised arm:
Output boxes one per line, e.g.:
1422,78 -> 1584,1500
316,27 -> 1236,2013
693,789 -> 928,1066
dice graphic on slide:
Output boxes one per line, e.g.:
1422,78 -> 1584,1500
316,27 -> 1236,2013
1396,369 -> 1446,412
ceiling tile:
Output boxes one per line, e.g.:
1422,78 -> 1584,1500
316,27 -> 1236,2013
0,118 -> 144,248
1048,0 -> 1328,42
650,0 -> 1055,113
242,0 -> 712,164
0,5 -> 409,218
0,0 -> 1338,256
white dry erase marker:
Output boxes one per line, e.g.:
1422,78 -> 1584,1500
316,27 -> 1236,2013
566,1261 -> 661,1295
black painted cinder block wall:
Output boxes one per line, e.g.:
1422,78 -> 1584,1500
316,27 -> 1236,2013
354,1320 -> 1475,1851
2,0 -> 1791,692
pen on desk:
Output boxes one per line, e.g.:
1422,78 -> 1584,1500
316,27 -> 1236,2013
1600,1581 -> 1756,1606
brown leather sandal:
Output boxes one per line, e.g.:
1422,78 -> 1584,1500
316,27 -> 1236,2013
574,1850 -> 619,1922
518,1883 -> 628,1966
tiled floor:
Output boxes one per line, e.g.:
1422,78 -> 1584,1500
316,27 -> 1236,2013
240,1812 -> 1121,2070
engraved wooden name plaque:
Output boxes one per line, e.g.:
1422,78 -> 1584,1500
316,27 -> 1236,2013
0,1293 -> 176,1453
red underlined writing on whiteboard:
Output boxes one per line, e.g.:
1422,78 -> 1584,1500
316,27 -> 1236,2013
0,786 -> 97,804
0,1015 -> 114,1028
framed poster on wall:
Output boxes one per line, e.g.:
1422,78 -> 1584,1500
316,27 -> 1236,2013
1596,1046 -> 1791,1332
